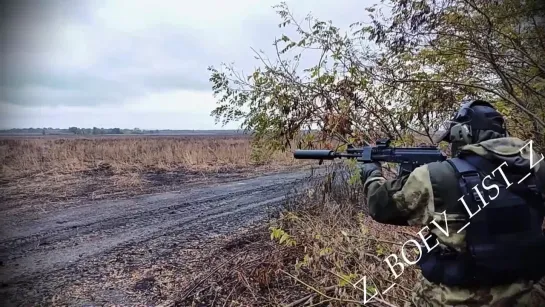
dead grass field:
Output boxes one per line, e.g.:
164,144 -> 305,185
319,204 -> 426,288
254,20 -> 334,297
177,164 -> 423,306
3,134 -> 545,306
0,135 -> 306,207
0,134 -> 423,306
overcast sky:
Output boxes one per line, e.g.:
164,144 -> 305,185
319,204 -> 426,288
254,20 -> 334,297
1,0 -> 378,129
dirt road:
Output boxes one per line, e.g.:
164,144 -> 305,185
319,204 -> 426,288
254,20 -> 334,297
0,168 -> 322,306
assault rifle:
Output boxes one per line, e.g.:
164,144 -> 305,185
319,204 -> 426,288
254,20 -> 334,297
293,138 -> 447,176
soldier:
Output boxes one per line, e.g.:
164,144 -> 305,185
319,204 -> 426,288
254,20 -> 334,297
359,100 -> 545,306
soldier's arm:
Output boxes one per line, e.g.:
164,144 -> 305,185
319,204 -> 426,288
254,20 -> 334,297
535,159 -> 545,211
524,147 -> 545,210
364,164 -> 435,227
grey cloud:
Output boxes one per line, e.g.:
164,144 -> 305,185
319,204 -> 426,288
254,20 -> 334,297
2,68 -> 212,107
2,25 -> 224,106
1,0 -> 91,54
2,0 -> 379,108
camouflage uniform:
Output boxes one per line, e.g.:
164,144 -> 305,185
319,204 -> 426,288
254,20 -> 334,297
362,137 -> 545,307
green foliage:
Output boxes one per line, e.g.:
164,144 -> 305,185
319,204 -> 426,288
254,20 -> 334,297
337,272 -> 358,287
209,0 -> 545,152
344,159 -> 362,186
362,0 -> 545,148
269,226 -> 297,247
271,193 -> 409,304
208,1 -> 436,154
249,138 -> 276,165
366,284 -> 378,296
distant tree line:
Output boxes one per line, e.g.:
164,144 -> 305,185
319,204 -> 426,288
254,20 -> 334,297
0,127 -> 160,135
67,127 -> 159,135
0,127 -> 247,135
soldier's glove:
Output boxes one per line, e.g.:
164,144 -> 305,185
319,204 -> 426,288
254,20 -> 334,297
358,161 -> 382,183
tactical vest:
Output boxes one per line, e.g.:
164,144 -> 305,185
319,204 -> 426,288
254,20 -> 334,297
417,154 -> 545,287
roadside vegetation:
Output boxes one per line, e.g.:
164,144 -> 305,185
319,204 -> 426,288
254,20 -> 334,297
188,0 -> 545,306
179,163 -> 420,306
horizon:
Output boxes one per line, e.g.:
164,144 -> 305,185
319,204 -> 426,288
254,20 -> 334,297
1,0 -> 379,130
0,127 -> 245,131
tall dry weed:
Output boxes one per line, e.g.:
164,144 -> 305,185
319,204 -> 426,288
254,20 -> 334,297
0,136 -> 300,180
269,162 -> 420,306
0,136 -> 308,205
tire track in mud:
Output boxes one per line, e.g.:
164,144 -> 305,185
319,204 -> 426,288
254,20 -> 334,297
0,169 -> 323,305
1,184 -> 283,256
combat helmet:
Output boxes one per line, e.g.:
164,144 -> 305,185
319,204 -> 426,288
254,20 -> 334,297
438,99 -> 507,146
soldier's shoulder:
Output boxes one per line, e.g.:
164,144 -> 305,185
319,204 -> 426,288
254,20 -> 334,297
426,159 -> 456,173
407,161 -> 456,181
466,136 -> 529,156
424,159 -> 458,183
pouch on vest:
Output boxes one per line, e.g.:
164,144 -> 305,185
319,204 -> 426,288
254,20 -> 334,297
418,155 -> 545,287
418,234 -> 475,286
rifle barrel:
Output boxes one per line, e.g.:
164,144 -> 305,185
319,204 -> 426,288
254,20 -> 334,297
293,149 -> 337,160
292,139 -> 446,172
293,149 -> 363,160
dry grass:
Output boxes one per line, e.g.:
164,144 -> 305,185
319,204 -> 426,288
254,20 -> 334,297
261,164 -> 420,306
46,223 -> 305,307
0,135 -> 429,306
0,135 -> 298,179
179,163 -> 421,307
0,135 -> 305,207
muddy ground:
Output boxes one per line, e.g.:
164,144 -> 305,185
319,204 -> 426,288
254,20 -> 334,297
0,164 -> 306,211
0,167 -> 323,306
